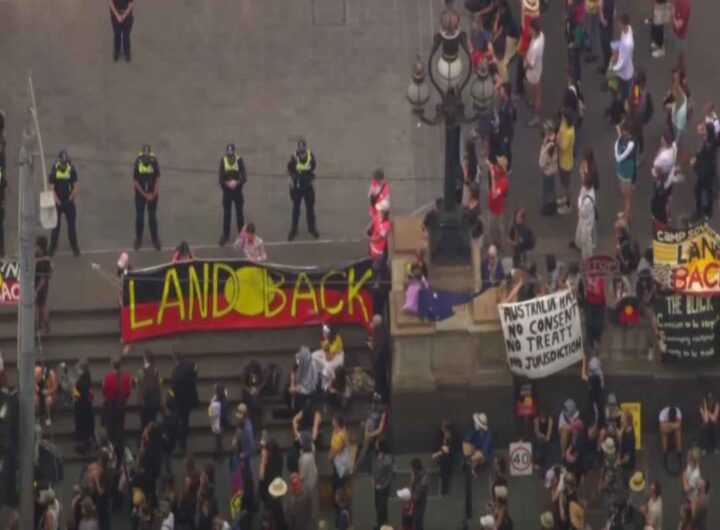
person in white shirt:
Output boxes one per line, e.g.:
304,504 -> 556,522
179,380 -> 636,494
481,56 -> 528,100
682,447 -> 702,500
158,501 -> 174,530
524,17 -> 545,127
612,13 -> 634,102
234,222 -> 267,262
208,384 -> 227,459
640,480 -> 663,530
574,151 -> 599,259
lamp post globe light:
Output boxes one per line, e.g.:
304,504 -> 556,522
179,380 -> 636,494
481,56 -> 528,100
406,2 -> 496,266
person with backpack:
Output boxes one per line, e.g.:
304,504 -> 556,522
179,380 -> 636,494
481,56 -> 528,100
135,350 -> 162,433
507,208 -> 535,267
615,217 -> 640,276
539,119 -> 559,216
614,124 -> 636,222
574,150 -> 599,259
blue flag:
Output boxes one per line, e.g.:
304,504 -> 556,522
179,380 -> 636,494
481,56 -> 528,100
417,288 -> 477,321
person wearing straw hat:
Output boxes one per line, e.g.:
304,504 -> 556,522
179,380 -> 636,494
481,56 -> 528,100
264,477 -> 288,529
568,501 -> 584,529
539,511 -> 555,529
463,412 -> 493,472
627,471 -> 648,527
48,149 -> 80,257
599,436 -> 618,496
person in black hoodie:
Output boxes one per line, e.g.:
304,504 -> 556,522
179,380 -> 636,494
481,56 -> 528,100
170,358 -> 199,453
693,123 -> 718,219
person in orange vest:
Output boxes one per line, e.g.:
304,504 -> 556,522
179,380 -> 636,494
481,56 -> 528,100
368,168 -> 390,221
367,198 -> 391,260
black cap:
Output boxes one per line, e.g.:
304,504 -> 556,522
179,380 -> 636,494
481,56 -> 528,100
58,150 -> 69,163
142,144 -> 152,155
226,143 -> 236,155
297,139 -> 307,151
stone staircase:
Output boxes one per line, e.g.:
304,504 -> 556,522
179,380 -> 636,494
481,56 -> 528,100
0,306 -> 375,462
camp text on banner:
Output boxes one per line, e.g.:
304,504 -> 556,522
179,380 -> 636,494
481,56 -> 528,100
653,221 -> 720,294
121,259 -> 374,342
498,290 -> 584,379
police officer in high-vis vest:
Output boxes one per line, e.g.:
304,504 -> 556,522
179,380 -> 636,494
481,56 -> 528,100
218,143 -> 247,247
133,144 -> 161,250
48,150 -> 80,257
287,139 -> 318,241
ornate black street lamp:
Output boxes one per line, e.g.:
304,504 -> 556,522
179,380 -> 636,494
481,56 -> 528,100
407,7 -> 496,266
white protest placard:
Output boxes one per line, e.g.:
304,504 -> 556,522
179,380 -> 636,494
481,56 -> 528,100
498,289 -> 583,379
509,442 -> 533,476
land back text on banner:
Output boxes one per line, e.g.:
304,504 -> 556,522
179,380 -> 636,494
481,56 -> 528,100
498,290 -> 584,379
121,259 -> 374,342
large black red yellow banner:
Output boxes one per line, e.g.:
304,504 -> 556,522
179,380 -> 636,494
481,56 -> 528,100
653,222 -> 720,294
121,259 -> 374,342
0,259 -> 20,304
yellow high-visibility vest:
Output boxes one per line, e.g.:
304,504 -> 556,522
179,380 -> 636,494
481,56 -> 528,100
55,163 -> 71,180
294,150 -> 313,172
223,156 -> 239,173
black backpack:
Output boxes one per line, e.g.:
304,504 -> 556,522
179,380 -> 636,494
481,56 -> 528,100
643,92 -> 655,124
262,363 -> 283,398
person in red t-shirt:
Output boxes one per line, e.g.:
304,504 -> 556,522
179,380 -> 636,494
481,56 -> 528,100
487,156 -> 509,248
102,356 -> 132,461
672,0 -> 690,73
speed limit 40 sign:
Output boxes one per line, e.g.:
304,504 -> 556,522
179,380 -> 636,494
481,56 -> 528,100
509,442 -> 533,476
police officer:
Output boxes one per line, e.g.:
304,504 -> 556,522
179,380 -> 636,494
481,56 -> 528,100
133,144 -> 161,250
287,139 -> 319,241
218,143 -> 247,247
48,150 -> 80,257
